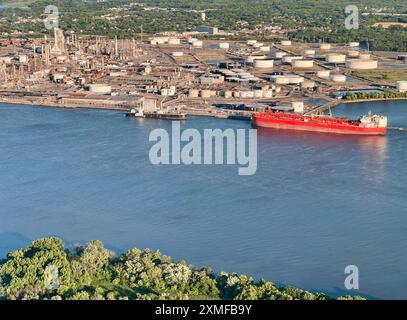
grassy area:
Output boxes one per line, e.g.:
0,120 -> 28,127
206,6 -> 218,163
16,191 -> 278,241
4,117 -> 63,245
353,69 -> 407,84
0,0 -> 35,9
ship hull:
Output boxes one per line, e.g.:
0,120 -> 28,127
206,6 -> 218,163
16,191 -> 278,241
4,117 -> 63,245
253,116 -> 387,136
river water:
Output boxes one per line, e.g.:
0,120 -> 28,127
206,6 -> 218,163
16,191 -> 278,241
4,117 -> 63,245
0,101 -> 406,299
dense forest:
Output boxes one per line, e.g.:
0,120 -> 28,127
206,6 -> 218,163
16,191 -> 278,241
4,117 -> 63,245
0,237 -> 363,300
0,0 -> 407,51
345,90 -> 407,100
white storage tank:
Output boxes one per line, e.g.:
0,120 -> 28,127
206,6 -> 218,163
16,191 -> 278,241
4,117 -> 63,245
316,70 -> 331,79
348,42 -> 360,47
358,53 -> 371,60
287,75 -> 305,84
319,43 -> 331,50
304,49 -> 316,56
292,60 -> 314,68
246,55 -> 266,64
396,81 -> 407,92
270,76 -> 290,84
346,59 -> 378,70
281,40 -> 292,46
254,59 -> 274,69
222,90 -> 233,98
326,54 -> 346,64
253,90 -> 264,98
218,42 -> 230,49
292,101 -> 304,113
172,51 -> 184,57
301,80 -> 316,89
273,51 -> 287,59
347,50 -> 360,58
189,89 -> 199,98
263,90 -> 273,98
330,74 -> 347,82
18,55 -> 28,63
282,56 -> 303,64
192,40 -> 203,48
86,84 -> 112,94
168,38 -> 181,45
200,90 -> 216,98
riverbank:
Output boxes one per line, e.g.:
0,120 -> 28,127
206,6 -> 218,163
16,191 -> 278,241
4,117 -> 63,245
0,237 -> 363,300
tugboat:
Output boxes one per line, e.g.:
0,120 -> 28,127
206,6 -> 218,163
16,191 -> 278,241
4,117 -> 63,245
126,106 -> 187,121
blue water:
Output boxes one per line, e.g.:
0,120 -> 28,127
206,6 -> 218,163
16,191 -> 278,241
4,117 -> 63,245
1,102 -> 407,299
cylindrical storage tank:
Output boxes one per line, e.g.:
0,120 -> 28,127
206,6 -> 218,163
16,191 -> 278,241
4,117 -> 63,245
247,40 -> 257,46
301,80 -> 316,89
346,59 -> 378,70
330,74 -> 347,82
192,40 -> 203,48
348,42 -> 360,47
253,42 -> 264,48
172,51 -> 184,57
254,90 -> 264,98
326,54 -> 346,64
168,86 -> 176,96
259,46 -> 270,52
254,59 -> 274,69
281,40 -> 292,46
168,38 -> 181,45
245,91 -> 254,98
218,42 -> 230,49
200,90 -> 212,98
246,55 -> 266,64
189,89 -> 199,98
288,76 -> 305,84
347,50 -> 360,58
86,84 -> 112,94
292,101 -> 304,113
263,90 -> 273,98
396,81 -> 407,92
304,49 -> 316,56
282,56 -> 303,64
317,70 -> 330,79
271,76 -> 290,84
358,53 -> 371,60
222,90 -> 233,98
319,43 -> 331,50
292,60 -> 314,68
273,51 -> 287,59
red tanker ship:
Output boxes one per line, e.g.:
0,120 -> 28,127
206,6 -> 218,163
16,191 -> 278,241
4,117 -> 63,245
252,111 -> 388,135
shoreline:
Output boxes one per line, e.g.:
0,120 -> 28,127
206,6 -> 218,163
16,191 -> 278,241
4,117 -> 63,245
1,96 -> 407,117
